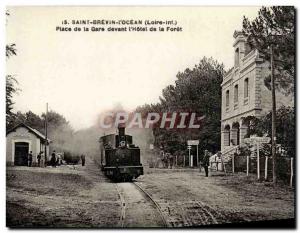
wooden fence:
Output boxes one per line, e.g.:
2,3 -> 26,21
210,155 -> 294,187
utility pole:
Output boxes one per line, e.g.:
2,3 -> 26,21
44,103 -> 48,167
270,45 -> 277,184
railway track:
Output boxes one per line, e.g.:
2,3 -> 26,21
133,182 -> 169,227
115,183 -> 126,227
115,182 -> 168,227
115,181 -> 224,227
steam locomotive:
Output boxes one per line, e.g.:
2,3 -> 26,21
98,125 -> 143,181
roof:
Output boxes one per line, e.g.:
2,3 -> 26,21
6,123 -> 51,143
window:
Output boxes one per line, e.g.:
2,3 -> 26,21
234,85 -> 238,103
225,90 -> 230,107
235,48 -> 240,67
244,78 -> 249,98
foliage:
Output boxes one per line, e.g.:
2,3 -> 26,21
11,111 -> 44,132
6,12 -> 19,129
243,6 -> 295,95
6,44 -> 17,58
6,76 -> 20,128
137,57 -> 225,156
242,106 -> 295,157
9,110 -> 75,153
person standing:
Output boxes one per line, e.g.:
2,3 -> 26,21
28,151 -> 33,167
164,153 -> 169,168
37,151 -> 42,167
159,147 -> 165,169
202,150 -> 210,177
168,153 -> 174,169
56,153 -> 62,166
51,150 -> 56,167
81,154 -> 86,166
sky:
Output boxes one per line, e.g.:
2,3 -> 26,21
6,6 -> 261,130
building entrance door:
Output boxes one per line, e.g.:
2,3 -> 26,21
14,142 -> 29,166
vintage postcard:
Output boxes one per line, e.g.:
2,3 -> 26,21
5,6 -> 295,228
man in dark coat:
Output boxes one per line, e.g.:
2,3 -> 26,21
168,153 -> 174,169
37,151 -> 42,167
202,150 -> 210,177
81,154 -> 86,166
28,151 -> 33,167
51,150 -> 56,167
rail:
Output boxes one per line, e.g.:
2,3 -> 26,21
133,182 -> 169,227
115,184 -> 126,227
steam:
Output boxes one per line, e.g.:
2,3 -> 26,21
48,103 -> 156,165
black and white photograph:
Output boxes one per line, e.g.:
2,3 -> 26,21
4,5 -> 295,228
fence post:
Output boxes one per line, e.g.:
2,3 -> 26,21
246,155 -> 249,176
232,153 -> 235,173
216,161 -> 219,171
290,157 -> 294,187
257,142 -> 260,180
175,155 -> 178,167
265,156 -> 268,180
183,155 -> 185,167
220,153 -> 226,175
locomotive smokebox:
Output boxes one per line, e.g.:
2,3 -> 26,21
118,123 -> 126,147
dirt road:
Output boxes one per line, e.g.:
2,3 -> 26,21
136,169 -> 295,227
6,160 -> 294,228
6,159 -> 120,228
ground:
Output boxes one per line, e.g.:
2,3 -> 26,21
137,168 -> 294,227
6,159 -> 120,228
6,159 -> 294,228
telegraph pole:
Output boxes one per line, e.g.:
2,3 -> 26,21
44,103 -> 48,167
270,45 -> 277,184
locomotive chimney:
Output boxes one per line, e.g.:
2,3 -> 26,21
118,124 -> 125,137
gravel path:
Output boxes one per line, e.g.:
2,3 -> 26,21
6,161 -> 295,228
136,169 -> 294,227
6,159 -> 120,228
116,182 -> 165,227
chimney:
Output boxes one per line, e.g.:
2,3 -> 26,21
118,124 -> 125,137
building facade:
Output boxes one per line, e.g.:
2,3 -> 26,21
220,31 -> 292,152
6,123 -> 50,166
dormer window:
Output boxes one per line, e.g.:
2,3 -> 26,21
235,48 -> 240,67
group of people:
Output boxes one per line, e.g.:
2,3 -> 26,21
162,152 -> 174,169
155,147 -> 219,177
27,151 -> 43,167
27,150 -> 86,167
159,149 -> 174,169
50,150 -> 63,167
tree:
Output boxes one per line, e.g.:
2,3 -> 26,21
6,44 -> 17,58
12,111 -> 44,132
6,11 -> 19,129
6,76 -> 19,128
138,57 -> 225,159
243,6 -> 295,184
243,6 -> 295,94
41,111 -> 74,149
243,106 -> 295,158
